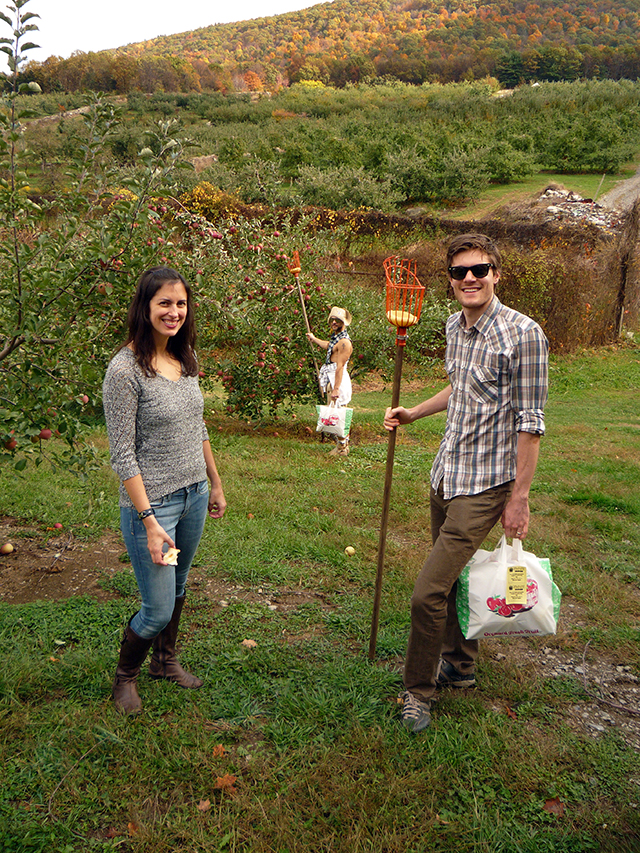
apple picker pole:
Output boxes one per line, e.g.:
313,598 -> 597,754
288,249 -> 322,399
369,257 -> 425,661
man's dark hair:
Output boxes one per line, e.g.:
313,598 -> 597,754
123,267 -> 198,377
446,233 -> 502,272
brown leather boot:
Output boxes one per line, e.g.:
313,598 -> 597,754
112,620 -> 153,715
148,595 -> 203,689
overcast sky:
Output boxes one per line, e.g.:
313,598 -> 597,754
24,0 -> 332,61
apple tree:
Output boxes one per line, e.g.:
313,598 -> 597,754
0,0 -> 191,473
167,197 -> 332,422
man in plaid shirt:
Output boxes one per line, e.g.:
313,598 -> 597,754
384,233 -> 549,733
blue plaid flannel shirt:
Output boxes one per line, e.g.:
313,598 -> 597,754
431,296 -> 548,499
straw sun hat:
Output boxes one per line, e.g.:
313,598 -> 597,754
328,306 -> 352,327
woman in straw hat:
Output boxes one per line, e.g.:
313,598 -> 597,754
307,306 -> 353,456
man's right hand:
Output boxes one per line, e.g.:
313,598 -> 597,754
383,406 -> 411,431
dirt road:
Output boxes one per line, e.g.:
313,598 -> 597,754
598,165 -> 640,211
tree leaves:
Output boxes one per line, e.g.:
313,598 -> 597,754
214,774 -> 238,796
194,745 -> 238,809
544,797 -> 566,816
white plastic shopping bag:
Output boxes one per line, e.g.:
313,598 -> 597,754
315,402 -> 353,439
456,535 -> 561,640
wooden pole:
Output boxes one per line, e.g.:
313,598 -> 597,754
288,250 -> 323,403
369,339 -> 405,660
295,272 -> 322,387
289,270 -> 324,403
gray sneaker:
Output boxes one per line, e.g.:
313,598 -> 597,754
399,690 -> 431,733
436,659 -> 476,689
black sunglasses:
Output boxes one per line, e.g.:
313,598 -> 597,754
448,263 -> 494,280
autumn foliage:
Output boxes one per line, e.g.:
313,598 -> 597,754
17,0 -> 640,94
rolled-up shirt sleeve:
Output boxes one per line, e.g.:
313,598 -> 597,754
512,325 -> 548,435
103,363 -> 142,482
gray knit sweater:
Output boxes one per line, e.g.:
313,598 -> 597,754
103,347 -> 209,508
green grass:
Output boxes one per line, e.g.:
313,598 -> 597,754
0,431 -> 118,541
0,344 -> 639,852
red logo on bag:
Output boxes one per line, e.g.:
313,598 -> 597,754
486,579 -> 539,618
321,416 -> 340,426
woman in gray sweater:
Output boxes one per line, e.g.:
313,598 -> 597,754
103,267 -> 226,715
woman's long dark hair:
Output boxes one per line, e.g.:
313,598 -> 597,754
123,267 -> 199,377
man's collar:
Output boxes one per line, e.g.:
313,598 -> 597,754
456,296 -> 501,333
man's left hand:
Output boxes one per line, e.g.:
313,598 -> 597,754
501,494 -> 529,540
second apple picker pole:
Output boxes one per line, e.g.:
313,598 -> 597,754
369,257 -> 425,661
288,249 -> 322,395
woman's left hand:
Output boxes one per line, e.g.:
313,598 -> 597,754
208,484 -> 227,519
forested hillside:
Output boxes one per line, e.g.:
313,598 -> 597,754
21,0 -> 640,94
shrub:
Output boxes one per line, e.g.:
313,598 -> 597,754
479,140 -> 537,184
294,165 -> 405,212
179,181 -> 246,219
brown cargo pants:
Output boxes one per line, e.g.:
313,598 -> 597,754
403,480 -> 513,701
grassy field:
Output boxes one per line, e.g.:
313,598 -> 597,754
0,345 -> 639,852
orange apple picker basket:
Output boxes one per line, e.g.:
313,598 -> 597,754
384,256 -> 424,344
369,257 -> 425,660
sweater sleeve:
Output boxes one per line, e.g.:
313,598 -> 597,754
102,358 -> 142,482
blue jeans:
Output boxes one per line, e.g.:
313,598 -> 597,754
121,480 -> 209,639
